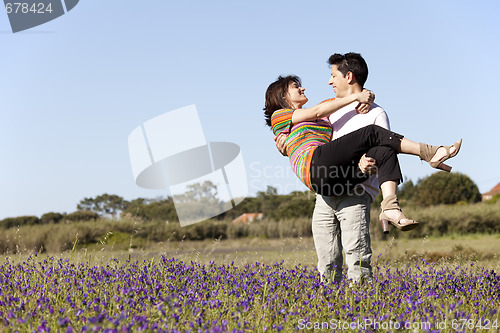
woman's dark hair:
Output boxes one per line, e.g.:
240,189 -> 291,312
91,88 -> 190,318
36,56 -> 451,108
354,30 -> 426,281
327,52 -> 368,88
263,75 -> 301,127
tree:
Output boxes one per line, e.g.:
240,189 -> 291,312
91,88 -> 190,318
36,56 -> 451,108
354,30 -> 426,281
256,187 -> 316,220
77,194 -> 125,219
143,200 -> 179,222
398,179 -> 418,204
0,216 -> 39,229
414,172 -> 481,206
274,191 -> 315,219
40,212 -> 64,224
122,197 -> 179,221
174,181 -> 221,204
172,181 -> 227,221
122,198 -> 148,219
65,211 -> 99,222
257,186 -> 281,217
225,197 -> 262,219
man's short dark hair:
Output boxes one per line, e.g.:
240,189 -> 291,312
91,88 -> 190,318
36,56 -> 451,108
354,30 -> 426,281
328,53 -> 368,88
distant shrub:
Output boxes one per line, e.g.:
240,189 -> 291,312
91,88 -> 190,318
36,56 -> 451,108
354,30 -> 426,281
273,194 -> 315,220
175,221 -> 228,241
40,212 -> 64,224
122,199 -> 179,222
486,194 -> 500,205
414,172 -> 481,206
223,197 -> 262,220
65,211 -> 99,222
0,216 -> 39,229
227,222 -> 250,239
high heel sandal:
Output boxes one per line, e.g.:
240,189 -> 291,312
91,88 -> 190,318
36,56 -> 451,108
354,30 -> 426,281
379,194 -> 419,234
419,139 -> 462,172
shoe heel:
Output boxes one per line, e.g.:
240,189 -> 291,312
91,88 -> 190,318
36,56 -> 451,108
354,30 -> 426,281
437,163 -> 452,172
381,219 -> 389,234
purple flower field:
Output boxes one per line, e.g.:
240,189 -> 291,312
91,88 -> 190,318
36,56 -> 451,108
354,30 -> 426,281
0,255 -> 499,332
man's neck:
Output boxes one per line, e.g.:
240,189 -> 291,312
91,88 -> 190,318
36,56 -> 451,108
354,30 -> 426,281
344,84 -> 362,97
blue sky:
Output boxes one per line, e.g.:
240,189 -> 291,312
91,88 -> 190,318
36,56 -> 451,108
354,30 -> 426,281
1,0 -> 499,219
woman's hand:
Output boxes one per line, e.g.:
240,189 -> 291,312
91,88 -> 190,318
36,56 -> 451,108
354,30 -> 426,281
355,89 -> 375,114
356,89 -> 375,104
275,133 -> 288,156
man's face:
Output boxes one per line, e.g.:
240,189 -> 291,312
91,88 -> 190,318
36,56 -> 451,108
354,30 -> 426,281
328,65 -> 350,98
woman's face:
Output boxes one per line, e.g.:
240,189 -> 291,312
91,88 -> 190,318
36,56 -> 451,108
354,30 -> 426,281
286,81 -> 308,109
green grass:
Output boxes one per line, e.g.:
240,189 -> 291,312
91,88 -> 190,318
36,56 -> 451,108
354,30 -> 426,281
2,234 -> 499,271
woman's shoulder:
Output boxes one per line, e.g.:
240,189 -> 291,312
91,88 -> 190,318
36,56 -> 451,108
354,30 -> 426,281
271,109 -> 294,134
273,108 -> 294,115
271,108 -> 294,122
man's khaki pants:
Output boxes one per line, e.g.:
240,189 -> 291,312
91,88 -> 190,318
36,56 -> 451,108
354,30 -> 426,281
311,192 -> 373,283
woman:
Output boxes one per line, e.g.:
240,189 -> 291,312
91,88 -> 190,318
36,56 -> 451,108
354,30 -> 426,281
264,75 -> 461,233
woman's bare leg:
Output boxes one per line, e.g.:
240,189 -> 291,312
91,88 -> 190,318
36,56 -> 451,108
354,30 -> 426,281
379,180 -> 411,223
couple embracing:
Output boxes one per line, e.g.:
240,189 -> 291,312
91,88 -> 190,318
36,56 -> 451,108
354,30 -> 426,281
264,53 -> 461,283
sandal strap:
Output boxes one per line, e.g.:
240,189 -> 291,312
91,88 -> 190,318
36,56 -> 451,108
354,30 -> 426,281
420,140 -> 462,165
380,194 -> 401,211
379,194 -> 419,230
419,142 -> 440,162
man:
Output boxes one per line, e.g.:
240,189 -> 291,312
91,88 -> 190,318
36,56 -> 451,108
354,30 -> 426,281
276,52 -> 389,283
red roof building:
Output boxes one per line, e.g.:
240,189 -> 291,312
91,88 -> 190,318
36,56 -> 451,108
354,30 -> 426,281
482,183 -> 500,201
232,213 -> 263,224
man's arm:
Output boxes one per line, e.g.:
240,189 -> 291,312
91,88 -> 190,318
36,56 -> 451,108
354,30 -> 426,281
374,109 -> 390,130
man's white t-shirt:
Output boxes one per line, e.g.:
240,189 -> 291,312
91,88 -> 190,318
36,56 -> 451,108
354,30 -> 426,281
328,102 -> 390,201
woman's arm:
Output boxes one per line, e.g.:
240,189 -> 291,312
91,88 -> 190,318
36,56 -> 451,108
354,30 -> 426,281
291,89 -> 374,124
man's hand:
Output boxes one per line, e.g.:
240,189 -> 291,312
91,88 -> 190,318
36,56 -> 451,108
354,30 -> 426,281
275,133 -> 288,156
358,154 -> 377,174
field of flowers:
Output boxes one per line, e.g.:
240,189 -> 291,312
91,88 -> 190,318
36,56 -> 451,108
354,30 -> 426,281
0,254 -> 499,332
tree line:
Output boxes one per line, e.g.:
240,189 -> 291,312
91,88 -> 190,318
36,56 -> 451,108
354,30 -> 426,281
0,172 -> 485,229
